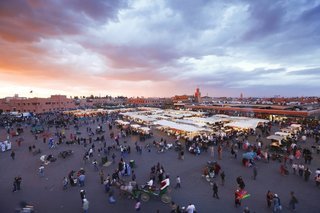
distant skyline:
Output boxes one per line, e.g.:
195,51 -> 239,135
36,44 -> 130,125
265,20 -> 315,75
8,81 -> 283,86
1,0 -> 320,98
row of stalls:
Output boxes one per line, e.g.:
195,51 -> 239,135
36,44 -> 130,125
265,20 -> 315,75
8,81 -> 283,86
115,120 -> 151,136
117,108 -> 269,139
63,107 -> 269,141
267,124 -> 302,153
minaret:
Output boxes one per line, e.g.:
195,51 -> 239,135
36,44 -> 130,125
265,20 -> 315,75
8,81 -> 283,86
194,87 -> 202,103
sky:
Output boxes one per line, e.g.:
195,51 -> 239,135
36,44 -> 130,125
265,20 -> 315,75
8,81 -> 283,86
0,0 -> 320,98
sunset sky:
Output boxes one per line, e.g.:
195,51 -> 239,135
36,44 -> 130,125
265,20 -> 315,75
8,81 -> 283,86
0,0 -> 320,98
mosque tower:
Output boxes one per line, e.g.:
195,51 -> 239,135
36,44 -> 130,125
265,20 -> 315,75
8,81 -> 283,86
194,87 -> 202,103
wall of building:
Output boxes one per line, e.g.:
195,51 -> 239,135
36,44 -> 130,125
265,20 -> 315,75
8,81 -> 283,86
0,95 -> 76,113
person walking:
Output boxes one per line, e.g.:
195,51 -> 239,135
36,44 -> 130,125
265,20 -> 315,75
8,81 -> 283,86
92,159 -> 98,171
10,151 -> 15,160
175,176 -> 181,189
218,145 -> 222,160
132,170 -> 136,182
82,198 -> 89,213
135,199 -> 141,211
220,171 -> 225,186
236,176 -> 245,190
243,207 -> 251,213
253,166 -> 257,180
79,173 -> 86,187
298,164 -> 304,177
111,153 -> 116,163
235,189 -> 241,207
16,176 -> 22,191
80,190 -> 86,203
304,167 -> 311,181
209,146 -> 214,159
170,201 -> 178,213
39,165 -> 45,177
99,169 -> 104,184
212,182 -> 219,199
266,190 -> 273,208
63,177 -> 68,190
289,191 -> 298,211
273,194 -> 282,213
12,177 -> 17,192
186,203 -> 196,213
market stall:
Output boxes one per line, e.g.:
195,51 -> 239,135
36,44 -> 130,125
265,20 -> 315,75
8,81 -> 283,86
154,120 -> 207,138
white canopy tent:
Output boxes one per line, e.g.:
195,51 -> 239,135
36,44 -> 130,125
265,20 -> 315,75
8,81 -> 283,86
174,119 -> 207,127
115,120 -> 130,125
275,132 -> 291,138
267,135 -> 284,141
186,116 -> 230,125
224,118 -> 268,129
153,120 -> 205,132
130,124 -> 141,129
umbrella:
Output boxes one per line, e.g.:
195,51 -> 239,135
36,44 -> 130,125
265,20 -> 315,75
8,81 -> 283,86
242,152 -> 256,160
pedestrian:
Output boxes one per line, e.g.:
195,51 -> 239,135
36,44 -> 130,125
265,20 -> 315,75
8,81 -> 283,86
236,176 -> 245,189
209,146 -> 214,159
39,165 -> 45,177
63,177 -> 68,190
220,171 -> 225,186
12,177 -> 17,192
186,203 -> 196,213
212,182 -> 219,199
132,170 -> 136,182
298,164 -> 304,177
99,169 -> 104,184
218,145 -> 222,160
235,189 -> 241,207
82,198 -> 89,213
304,167 -> 311,181
175,176 -> 181,189
273,194 -> 282,213
292,163 -> 298,175
79,173 -> 86,187
289,191 -> 298,211
180,150 -> 184,160
16,176 -> 22,190
112,153 -> 116,163
253,166 -> 257,180
135,199 -> 141,211
266,190 -> 273,208
80,190 -> 86,203
92,159 -> 98,171
170,201 -> 178,213
108,189 -> 116,204
10,151 -> 15,160
243,206 -> 250,213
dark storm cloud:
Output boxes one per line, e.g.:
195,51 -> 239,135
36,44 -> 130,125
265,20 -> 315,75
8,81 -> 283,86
242,0 -> 285,41
0,0 -> 128,42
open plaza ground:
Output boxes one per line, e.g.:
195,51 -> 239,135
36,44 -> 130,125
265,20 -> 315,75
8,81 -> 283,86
1,111 -> 320,213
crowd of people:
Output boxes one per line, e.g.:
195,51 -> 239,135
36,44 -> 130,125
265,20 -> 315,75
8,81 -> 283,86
1,111 -> 320,212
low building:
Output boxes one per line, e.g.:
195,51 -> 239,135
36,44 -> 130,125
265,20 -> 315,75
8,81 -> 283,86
185,104 -> 320,119
0,95 -> 76,114
128,97 -> 172,107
